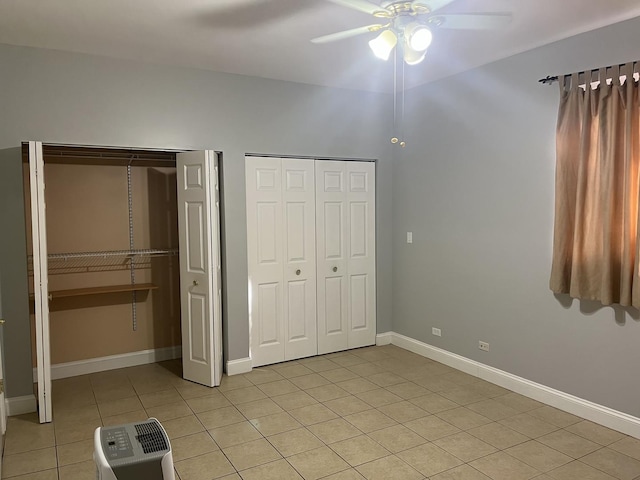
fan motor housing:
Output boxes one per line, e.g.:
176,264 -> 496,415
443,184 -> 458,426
378,1 -> 431,17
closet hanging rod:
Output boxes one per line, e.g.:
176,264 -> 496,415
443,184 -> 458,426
41,146 -> 176,160
47,248 -> 178,260
41,153 -> 176,161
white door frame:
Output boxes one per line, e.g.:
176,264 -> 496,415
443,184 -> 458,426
0,276 -> 6,479
29,141 -> 53,423
0,338 -> 4,480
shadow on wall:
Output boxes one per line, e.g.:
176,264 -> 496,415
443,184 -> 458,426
554,293 -> 640,325
148,168 -> 181,352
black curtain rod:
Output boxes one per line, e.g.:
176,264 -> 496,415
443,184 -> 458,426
538,62 -> 637,85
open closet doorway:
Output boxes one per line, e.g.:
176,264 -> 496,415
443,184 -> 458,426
25,142 -> 222,423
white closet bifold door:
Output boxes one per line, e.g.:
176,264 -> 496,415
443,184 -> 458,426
246,157 -> 317,367
246,157 -> 285,366
281,159 -> 317,361
316,160 -> 376,354
176,150 -> 223,387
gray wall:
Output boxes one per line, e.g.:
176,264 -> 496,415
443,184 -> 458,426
394,16 -> 640,417
4,16 -> 640,418
0,44 -> 394,399
0,148 -> 33,398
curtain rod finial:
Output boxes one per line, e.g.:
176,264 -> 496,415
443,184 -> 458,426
539,75 -> 559,85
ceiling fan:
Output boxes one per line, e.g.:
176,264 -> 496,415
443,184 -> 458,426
311,0 -> 512,65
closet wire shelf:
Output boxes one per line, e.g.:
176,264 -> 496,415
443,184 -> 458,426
28,248 -> 179,275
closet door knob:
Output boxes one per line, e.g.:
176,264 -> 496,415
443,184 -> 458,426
193,280 -> 199,286
333,266 -> 338,272
0,319 -> 5,325
296,269 -> 301,276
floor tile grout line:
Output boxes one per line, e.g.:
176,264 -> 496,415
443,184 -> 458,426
12,349 -> 640,480
249,375 -> 436,479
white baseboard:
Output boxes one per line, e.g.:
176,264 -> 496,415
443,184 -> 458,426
375,332 -> 393,346
226,357 -> 252,376
384,331 -> 640,440
32,346 -> 182,382
6,394 -> 37,416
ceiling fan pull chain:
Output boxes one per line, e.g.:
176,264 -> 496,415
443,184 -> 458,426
391,45 -> 399,145
401,57 -> 406,147
390,39 -> 406,147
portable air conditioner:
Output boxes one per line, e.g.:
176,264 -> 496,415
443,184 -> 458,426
94,418 -> 175,480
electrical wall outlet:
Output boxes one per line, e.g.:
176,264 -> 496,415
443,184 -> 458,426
479,341 -> 490,352
407,232 -> 413,244
432,327 -> 441,337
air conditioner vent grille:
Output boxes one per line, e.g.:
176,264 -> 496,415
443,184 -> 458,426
135,421 -> 168,454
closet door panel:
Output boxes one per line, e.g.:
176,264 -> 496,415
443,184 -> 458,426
257,204 -> 278,263
257,282 -> 280,344
177,150 -> 222,387
282,159 -> 316,361
285,203 -> 305,259
346,162 -> 376,348
349,202 -> 367,257
185,203 -> 207,272
324,202 -> 344,258
349,274 -> 368,330
324,277 -> 345,334
179,159 -> 213,380
316,161 -> 349,354
187,292 -> 208,362
287,281 -> 306,337
246,157 -> 285,366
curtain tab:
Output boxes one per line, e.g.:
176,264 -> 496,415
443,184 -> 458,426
599,68 -> 607,88
571,72 -> 580,92
587,69 -> 597,116
559,74 -> 568,94
625,62 -> 636,86
611,64 -> 621,86
585,69 -> 594,91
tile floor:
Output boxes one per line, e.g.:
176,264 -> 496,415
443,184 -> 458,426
2,345 -> 640,479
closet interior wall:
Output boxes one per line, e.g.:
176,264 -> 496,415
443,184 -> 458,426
23,145 -> 181,367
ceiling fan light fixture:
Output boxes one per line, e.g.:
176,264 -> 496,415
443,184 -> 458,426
404,22 -> 432,52
368,29 -> 397,61
403,46 -> 427,65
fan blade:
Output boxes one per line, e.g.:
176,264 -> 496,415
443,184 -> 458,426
323,0 -> 388,16
430,13 -> 512,29
412,0 -> 456,13
311,24 -> 385,44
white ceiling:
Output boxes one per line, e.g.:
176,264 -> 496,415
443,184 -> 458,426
1,0 -> 640,92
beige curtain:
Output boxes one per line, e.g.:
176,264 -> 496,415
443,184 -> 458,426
550,63 -> 640,307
